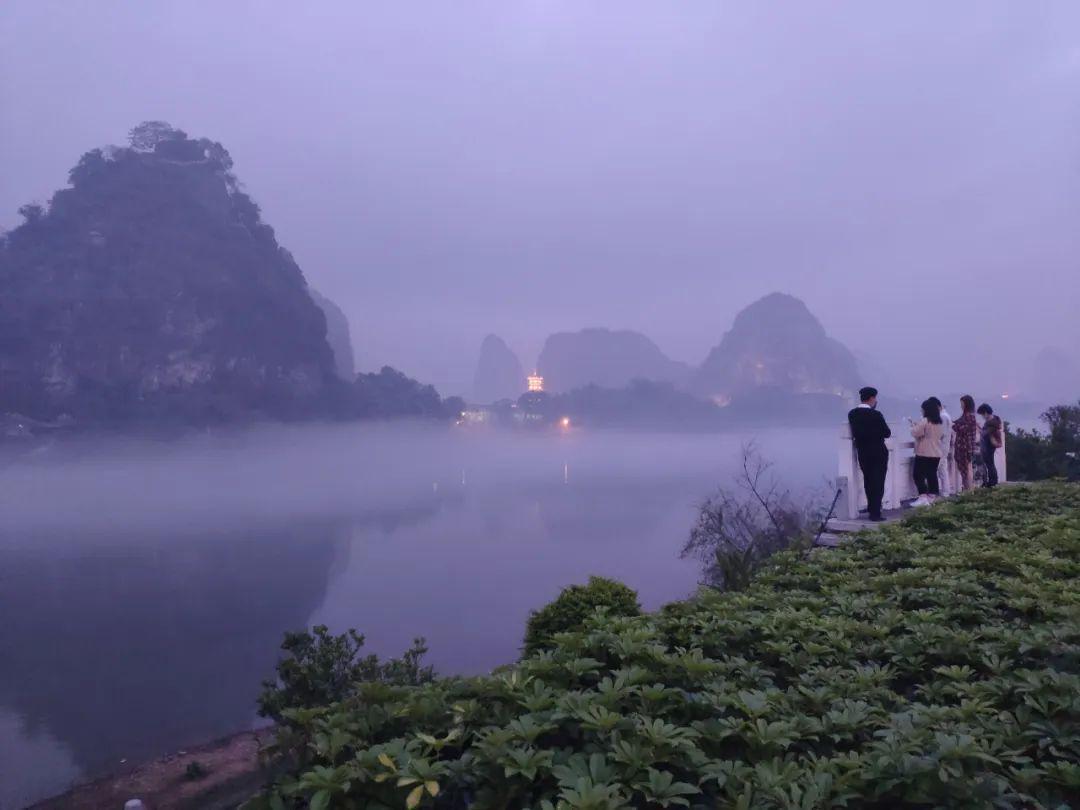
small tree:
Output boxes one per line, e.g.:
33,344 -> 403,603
681,443 -> 823,590
1044,403 -> 1080,448
258,625 -> 434,721
197,137 -> 234,171
17,202 -> 45,224
128,120 -> 186,152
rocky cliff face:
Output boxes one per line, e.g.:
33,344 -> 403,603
309,289 -> 356,380
693,293 -> 859,402
472,334 -> 524,403
0,123 -> 338,424
536,328 -> 689,394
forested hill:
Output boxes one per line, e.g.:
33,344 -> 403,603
0,122 -> 454,427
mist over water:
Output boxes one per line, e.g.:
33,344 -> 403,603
0,424 -> 834,807
2,3 -> 1078,807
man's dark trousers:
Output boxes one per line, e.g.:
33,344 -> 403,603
981,444 -> 998,487
859,451 -> 888,519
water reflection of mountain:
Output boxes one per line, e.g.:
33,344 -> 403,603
530,474 -> 698,545
0,500 -> 445,807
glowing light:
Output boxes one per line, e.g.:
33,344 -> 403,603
560,416 -> 570,428
527,372 -> 544,392
1001,393 -> 1010,400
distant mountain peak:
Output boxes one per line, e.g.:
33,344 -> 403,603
731,292 -> 824,330
693,292 -> 858,401
472,334 -> 524,403
536,328 -> 689,393
1,123 -> 334,423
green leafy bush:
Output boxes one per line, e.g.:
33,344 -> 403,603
524,576 -> 641,657
258,625 -> 434,721
248,484 -> 1080,810
1007,402 -> 1080,481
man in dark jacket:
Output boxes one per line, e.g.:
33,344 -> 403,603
976,403 -> 1003,488
848,386 -> 891,521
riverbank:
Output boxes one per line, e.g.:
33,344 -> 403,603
248,483 -> 1080,808
29,730 -> 270,810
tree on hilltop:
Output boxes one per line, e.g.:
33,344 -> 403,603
128,120 -> 187,152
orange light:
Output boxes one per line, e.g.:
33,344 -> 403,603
560,416 -> 570,428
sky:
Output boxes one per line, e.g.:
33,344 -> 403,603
2,1 -> 1078,399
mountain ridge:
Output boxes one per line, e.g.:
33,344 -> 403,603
536,327 -> 690,394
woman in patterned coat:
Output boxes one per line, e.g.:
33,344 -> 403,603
952,394 -> 978,492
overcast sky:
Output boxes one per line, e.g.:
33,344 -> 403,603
2,1 -> 1078,398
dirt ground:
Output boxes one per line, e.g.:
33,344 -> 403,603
29,729 -> 272,810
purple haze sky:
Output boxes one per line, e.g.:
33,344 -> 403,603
2,1 -> 1078,399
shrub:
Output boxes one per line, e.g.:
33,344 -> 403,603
1006,402 -> 1080,481
523,576 -> 641,657
247,484 -> 1080,810
258,625 -> 434,721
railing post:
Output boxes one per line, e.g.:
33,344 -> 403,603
838,424 -> 859,519
884,438 -> 904,511
998,428 -> 1007,483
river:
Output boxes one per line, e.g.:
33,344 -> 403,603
0,423 -> 836,808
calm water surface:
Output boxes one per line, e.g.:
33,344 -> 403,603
0,424 -> 835,808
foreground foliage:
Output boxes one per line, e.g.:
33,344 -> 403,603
249,484 -> 1080,809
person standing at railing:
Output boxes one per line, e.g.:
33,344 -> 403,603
909,399 -> 944,506
928,396 -> 953,497
848,386 -> 891,522
977,402 -> 1003,488
952,395 -> 978,492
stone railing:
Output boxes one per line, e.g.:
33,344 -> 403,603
836,424 -> 1006,520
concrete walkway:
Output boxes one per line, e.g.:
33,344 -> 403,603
816,508 -> 905,547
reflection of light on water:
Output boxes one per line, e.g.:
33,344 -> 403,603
563,462 -> 569,485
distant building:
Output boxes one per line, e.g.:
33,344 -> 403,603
527,371 -> 544,392
460,408 -> 491,424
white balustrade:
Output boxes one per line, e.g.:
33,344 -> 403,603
837,423 -> 1006,520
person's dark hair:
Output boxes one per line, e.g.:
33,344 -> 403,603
977,403 -> 993,416
927,396 -> 942,408
859,386 -> 878,402
960,395 -> 975,414
922,398 -> 942,424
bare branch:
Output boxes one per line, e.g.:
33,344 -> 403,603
682,442 -> 829,590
